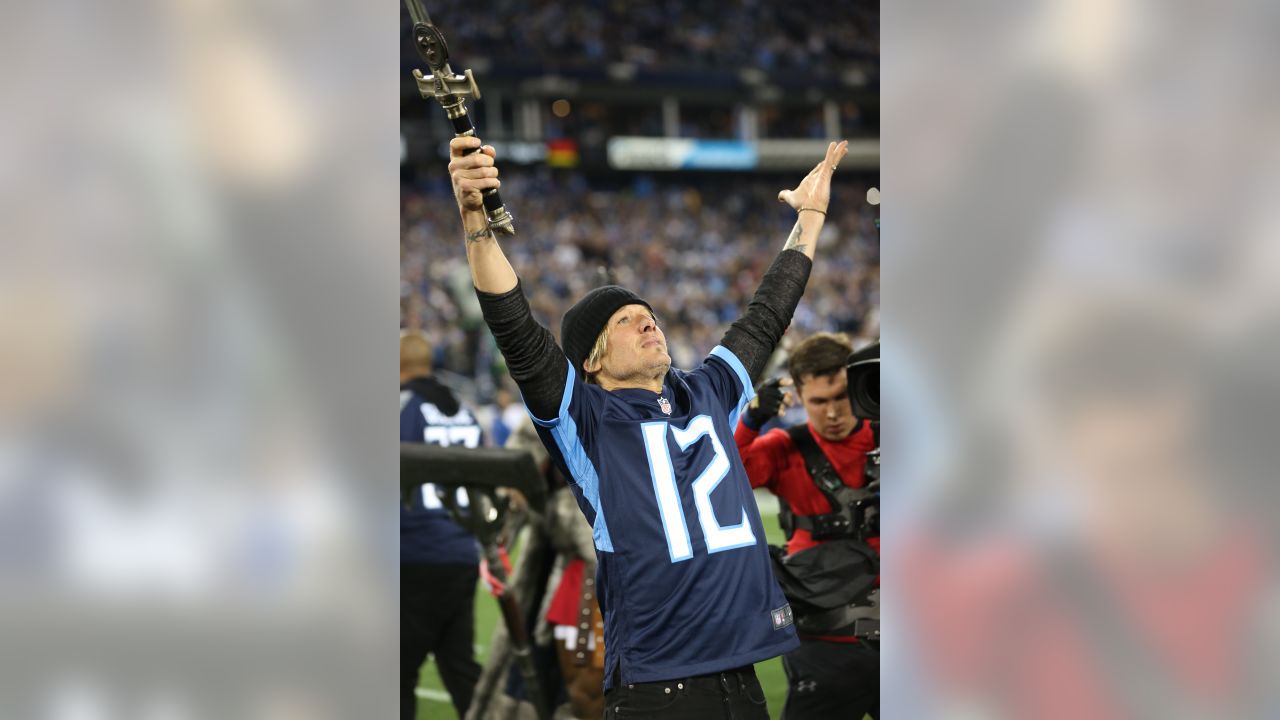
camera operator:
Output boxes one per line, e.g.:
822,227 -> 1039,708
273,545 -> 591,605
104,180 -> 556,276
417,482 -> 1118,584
735,333 -> 880,720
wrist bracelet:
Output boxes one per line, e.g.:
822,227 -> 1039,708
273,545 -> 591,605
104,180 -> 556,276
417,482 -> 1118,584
799,207 -> 827,217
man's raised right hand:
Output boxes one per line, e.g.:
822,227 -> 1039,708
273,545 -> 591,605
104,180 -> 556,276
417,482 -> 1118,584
448,136 -> 501,213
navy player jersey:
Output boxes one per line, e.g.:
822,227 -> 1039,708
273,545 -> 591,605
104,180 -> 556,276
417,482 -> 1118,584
400,378 -> 481,566
530,345 -> 800,688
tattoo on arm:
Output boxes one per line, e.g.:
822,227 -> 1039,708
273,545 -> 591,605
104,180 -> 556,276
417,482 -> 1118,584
783,220 -> 807,253
466,227 -> 494,244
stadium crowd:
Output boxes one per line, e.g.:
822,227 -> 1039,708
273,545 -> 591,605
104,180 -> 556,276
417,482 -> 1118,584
401,168 -> 879,434
403,0 -> 877,79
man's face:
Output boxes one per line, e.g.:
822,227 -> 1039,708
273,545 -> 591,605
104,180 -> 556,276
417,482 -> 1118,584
798,371 -> 855,441
592,304 -> 670,384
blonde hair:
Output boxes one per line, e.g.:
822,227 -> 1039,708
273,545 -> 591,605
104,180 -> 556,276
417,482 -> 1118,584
400,329 -> 433,376
583,325 -> 611,384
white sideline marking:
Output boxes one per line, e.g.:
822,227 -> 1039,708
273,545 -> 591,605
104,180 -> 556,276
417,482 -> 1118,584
415,687 -> 452,702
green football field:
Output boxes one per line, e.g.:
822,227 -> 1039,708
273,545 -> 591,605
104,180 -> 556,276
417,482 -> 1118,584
417,495 -> 795,719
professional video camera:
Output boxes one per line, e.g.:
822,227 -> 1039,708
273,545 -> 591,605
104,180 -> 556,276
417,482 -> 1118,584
847,339 -> 880,555
846,340 -> 879,423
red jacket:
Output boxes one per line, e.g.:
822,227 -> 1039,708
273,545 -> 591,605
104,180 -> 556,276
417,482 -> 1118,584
734,419 -> 879,556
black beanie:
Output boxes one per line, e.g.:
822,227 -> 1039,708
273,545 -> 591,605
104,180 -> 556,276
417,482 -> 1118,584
561,285 -> 653,374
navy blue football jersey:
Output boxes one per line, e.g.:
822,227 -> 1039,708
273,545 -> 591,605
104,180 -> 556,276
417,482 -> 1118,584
531,345 -> 799,687
400,381 -> 481,566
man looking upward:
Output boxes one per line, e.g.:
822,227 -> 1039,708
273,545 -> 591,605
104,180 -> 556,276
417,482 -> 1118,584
448,136 -> 850,718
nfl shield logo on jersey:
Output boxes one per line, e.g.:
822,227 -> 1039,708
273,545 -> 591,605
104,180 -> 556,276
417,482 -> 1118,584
771,604 -> 794,629
657,396 -> 672,415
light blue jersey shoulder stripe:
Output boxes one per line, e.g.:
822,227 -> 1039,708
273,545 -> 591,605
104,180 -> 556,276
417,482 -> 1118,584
553,413 -> 613,552
524,362 -> 614,552
526,358 -> 576,428
709,345 -> 755,429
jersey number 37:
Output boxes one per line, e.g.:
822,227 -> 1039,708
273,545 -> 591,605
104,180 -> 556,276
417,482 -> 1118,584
641,415 -> 757,563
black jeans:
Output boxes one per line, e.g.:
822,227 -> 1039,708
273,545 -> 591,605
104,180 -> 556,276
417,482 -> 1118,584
603,665 -> 769,719
781,638 -> 879,720
401,563 -> 481,720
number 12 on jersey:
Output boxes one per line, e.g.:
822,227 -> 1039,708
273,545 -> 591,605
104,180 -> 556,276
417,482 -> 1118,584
641,415 -> 757,563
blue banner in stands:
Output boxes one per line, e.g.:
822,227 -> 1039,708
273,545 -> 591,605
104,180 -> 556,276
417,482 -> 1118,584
680,140 -> 759,169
